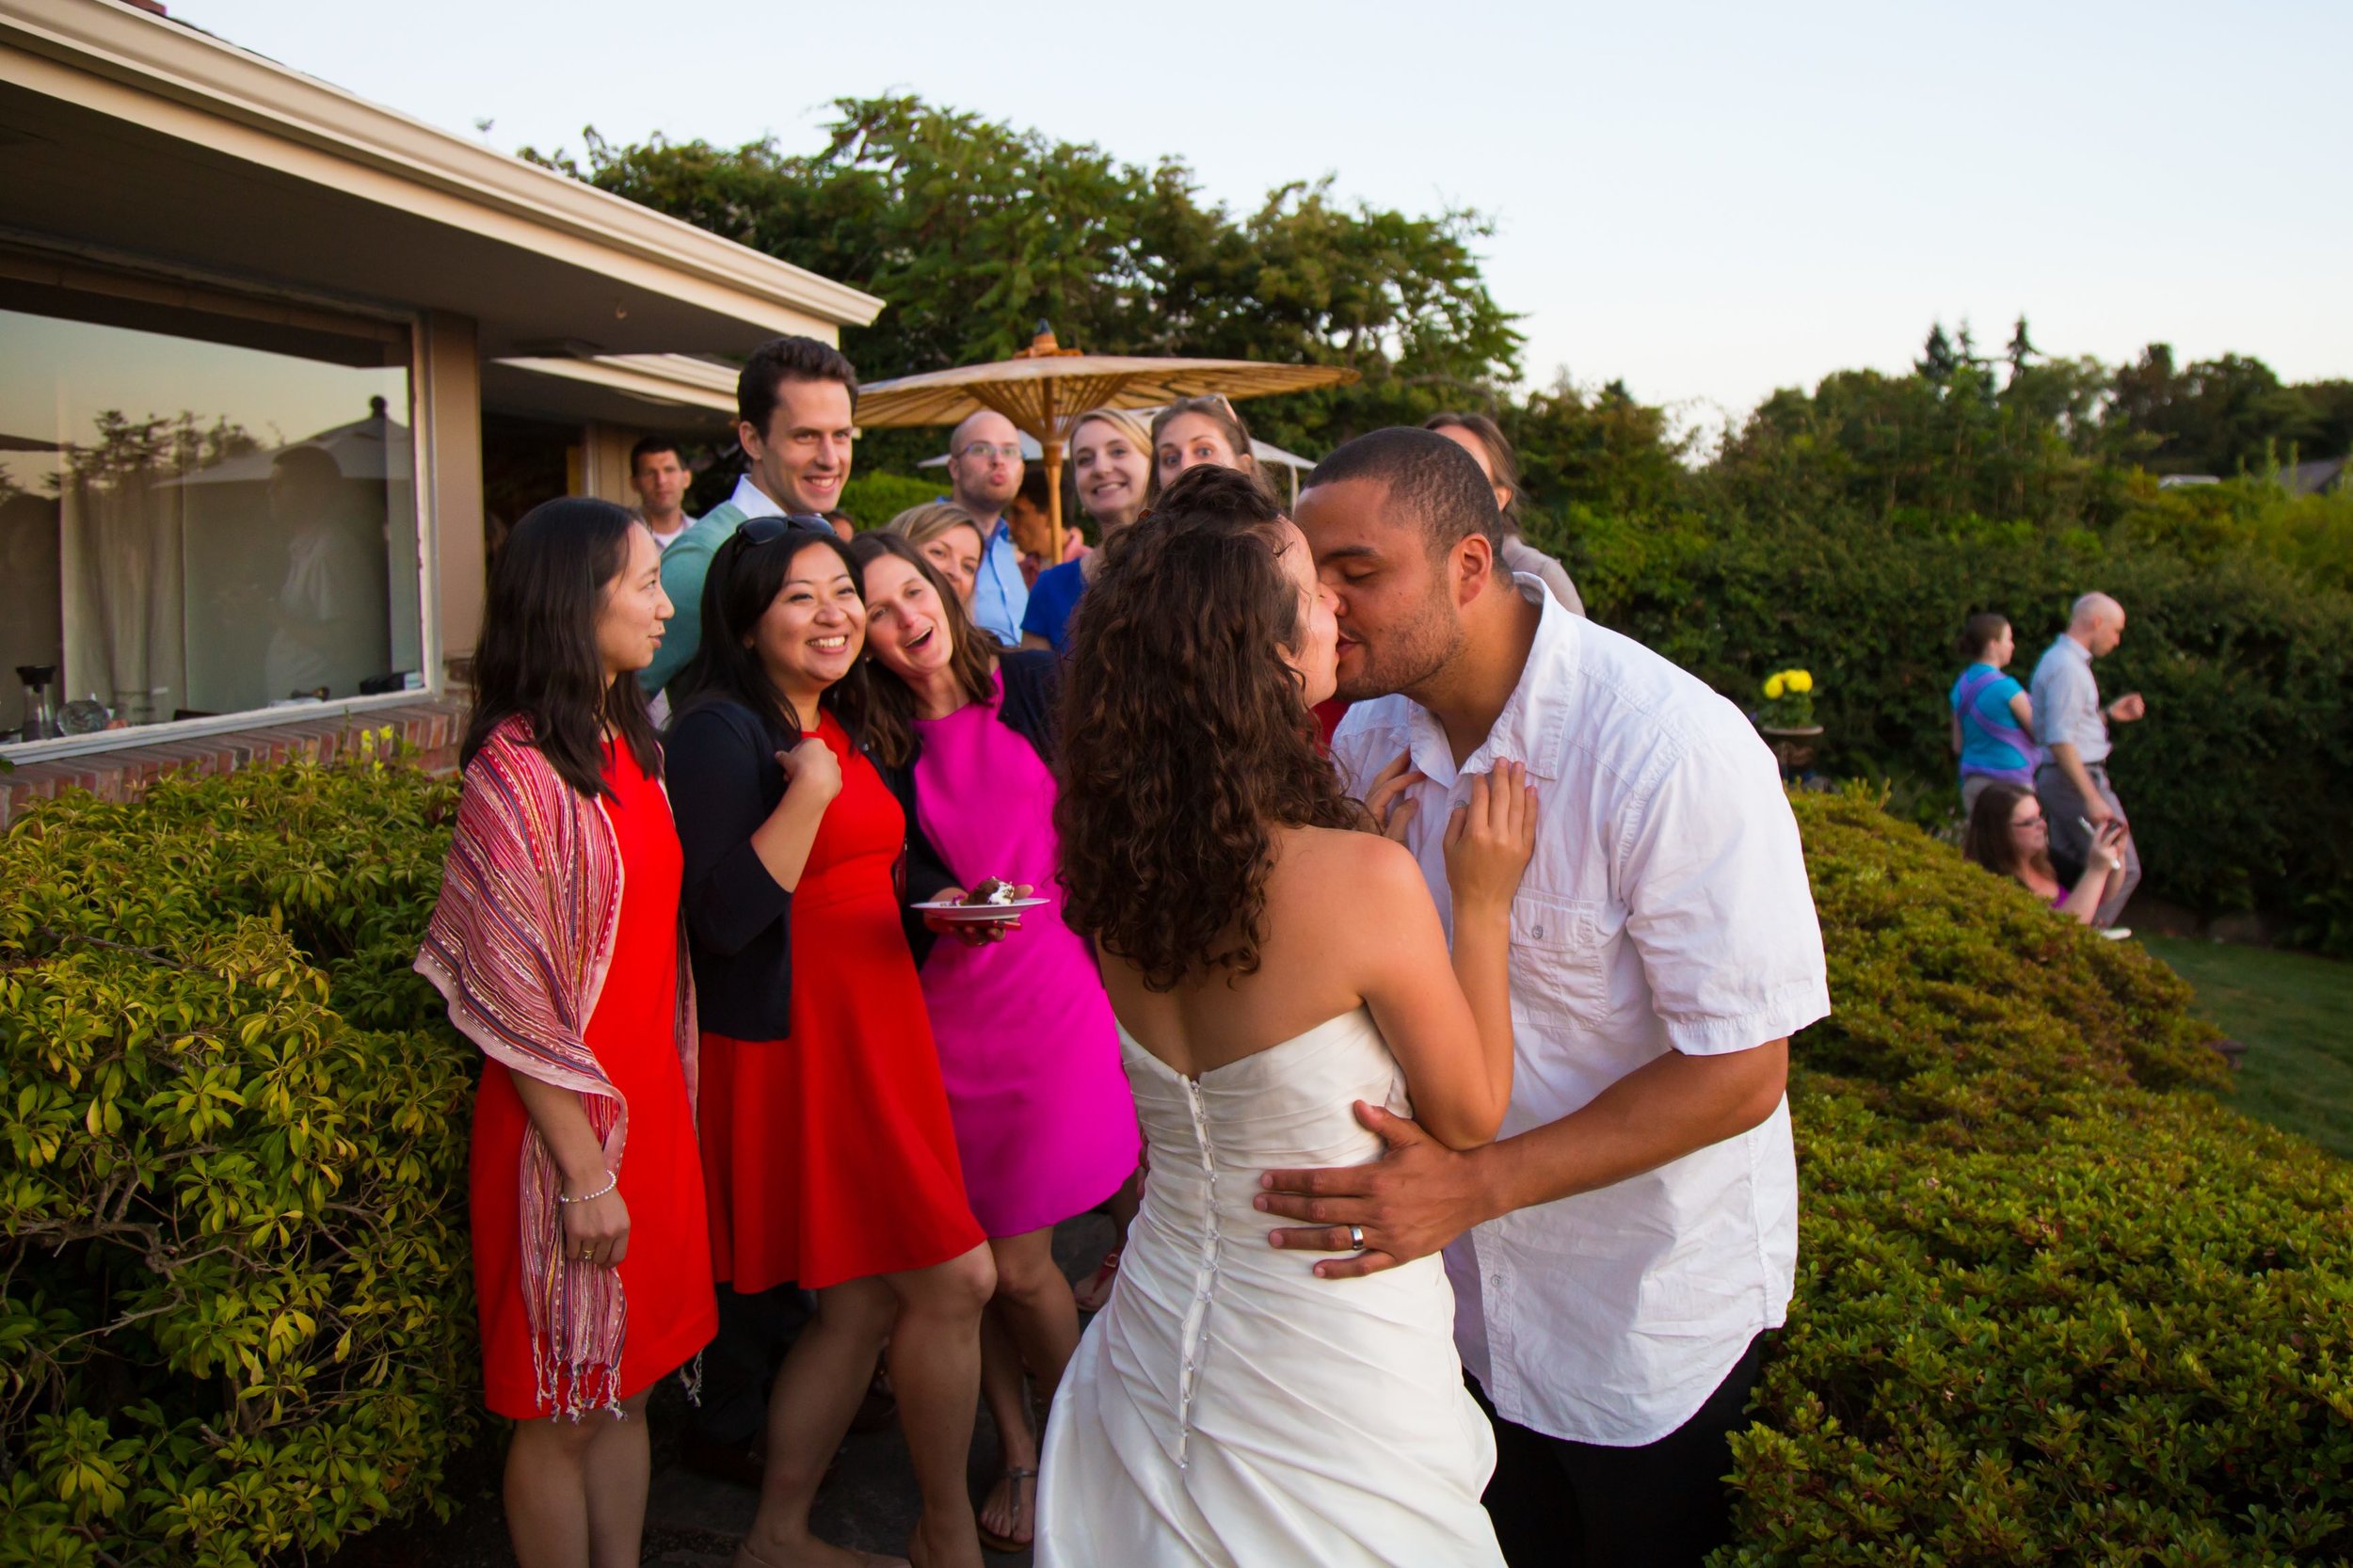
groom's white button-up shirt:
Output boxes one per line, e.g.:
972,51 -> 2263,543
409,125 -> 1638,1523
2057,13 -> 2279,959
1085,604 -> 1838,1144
1332,578 -> 1830,1448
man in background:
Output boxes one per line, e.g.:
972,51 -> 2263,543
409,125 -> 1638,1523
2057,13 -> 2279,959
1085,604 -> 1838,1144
641,336 -> 857,696
941,409 -> 1028,644
628,436 -> 696,550
2030,591 -> 2146,932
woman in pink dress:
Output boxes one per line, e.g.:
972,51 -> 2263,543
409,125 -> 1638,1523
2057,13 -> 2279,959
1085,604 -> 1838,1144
850,531 -> 1141,1552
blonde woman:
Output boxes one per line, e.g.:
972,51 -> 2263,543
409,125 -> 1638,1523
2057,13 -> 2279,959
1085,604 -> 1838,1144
886,502 -> 988,612
1020,408 -> 1153,654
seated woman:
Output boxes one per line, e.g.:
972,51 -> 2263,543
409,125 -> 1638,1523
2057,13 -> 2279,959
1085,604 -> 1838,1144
1962,779 -> 2127,927
1950,612 -> 2039,814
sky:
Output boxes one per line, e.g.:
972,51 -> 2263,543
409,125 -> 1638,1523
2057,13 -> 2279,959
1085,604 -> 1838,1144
174,0 -> 2350,433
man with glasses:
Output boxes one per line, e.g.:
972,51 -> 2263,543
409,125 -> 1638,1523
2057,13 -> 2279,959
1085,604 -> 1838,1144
642,336 -> 858,697
942,408 -> 1029,645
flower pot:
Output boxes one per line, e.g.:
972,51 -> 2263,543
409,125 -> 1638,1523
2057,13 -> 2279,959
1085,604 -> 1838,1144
1757,723 -> 1823,776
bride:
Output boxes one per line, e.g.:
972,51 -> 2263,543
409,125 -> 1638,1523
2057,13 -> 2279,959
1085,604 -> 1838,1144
1037,464 -> 1534,1566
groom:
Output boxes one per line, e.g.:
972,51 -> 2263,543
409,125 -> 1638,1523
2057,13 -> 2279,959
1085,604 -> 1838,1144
1270,428 -> 1830,1568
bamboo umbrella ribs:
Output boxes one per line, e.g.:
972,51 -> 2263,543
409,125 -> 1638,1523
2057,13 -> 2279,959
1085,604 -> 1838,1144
854,325 -> 1358,554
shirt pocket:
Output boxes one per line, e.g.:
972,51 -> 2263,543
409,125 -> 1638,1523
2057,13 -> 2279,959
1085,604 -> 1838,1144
1509,891 -> 1610,1028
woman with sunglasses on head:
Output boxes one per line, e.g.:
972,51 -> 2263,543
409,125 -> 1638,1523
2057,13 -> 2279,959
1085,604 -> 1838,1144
1961,779 -> 2128,927
416,498 -> 715,1568
852,531 -> 1140,1551
666,515 -> 995,1568
1020,408 -> 1152,656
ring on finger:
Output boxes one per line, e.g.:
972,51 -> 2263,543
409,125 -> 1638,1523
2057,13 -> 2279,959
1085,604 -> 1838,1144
1348,1224 -> 1366,1251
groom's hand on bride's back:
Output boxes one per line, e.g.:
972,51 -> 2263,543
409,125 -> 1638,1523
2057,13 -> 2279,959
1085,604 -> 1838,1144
1257,1102 -> 1491,1279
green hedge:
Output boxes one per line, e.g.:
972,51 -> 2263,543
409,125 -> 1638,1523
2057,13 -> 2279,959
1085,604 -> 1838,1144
1548,478 -> 2353,952
837,470 -> 943,531
0,737 -> 473,1567
1722,790 -> 2353,1564
7,755 -> 2348,1564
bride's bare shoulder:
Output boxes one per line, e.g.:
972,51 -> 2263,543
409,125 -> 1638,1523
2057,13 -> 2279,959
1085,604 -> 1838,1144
1272,824 -> 1425,905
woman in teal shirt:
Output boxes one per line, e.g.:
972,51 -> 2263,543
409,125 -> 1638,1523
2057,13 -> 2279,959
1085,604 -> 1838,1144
1950,612 -> 2040,813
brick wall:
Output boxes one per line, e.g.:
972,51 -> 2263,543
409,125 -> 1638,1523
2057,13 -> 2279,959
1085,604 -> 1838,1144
0,700 -> 466,827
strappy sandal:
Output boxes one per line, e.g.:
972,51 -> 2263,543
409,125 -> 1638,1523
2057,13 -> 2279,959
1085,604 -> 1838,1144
1072,1248 -> 1121,1313
976,1464 -> 1039,1554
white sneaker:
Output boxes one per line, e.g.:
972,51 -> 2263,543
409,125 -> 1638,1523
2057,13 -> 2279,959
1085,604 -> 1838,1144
2098,926 -> 2132,941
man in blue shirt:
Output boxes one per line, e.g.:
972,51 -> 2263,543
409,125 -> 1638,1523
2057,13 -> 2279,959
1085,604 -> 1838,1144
942,409 -> 1029,645
641,336 -> 857,696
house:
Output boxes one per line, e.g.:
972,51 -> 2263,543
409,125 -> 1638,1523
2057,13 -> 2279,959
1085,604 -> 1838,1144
0,0 -> 880,813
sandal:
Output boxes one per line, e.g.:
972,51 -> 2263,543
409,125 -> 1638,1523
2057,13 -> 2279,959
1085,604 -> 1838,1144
1072,1248 -> 1121,1313
976,1465 -> 1039,1554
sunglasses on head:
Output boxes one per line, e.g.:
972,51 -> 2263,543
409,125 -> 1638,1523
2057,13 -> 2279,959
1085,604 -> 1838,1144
738,513 -> 837,546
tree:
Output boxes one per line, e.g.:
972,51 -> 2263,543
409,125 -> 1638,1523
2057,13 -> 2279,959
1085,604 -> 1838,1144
524,97 -> 1523,464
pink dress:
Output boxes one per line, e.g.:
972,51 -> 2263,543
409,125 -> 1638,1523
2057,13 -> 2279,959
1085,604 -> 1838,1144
912,675 -> 1139,1238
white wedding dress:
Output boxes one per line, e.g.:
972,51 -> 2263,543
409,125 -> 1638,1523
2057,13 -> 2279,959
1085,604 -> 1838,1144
1036,1007 -> 1504,1567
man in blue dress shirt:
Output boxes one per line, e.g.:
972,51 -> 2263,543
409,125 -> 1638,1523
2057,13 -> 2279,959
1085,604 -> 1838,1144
943,409 -> 1029,645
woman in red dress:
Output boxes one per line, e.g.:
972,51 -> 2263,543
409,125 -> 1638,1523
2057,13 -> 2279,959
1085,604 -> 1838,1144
417,498 -> 716,1568
666,517 -> 994,1568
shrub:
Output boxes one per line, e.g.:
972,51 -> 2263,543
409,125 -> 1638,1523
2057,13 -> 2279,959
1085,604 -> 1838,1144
0,736 -> 473,1567
1718,791 -> 2353,1564
837,470 -> 944,530
1552,486 -> 2353,950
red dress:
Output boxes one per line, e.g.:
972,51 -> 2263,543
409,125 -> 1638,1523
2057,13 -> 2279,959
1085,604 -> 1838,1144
469,743 -> 717,1418
699,712 -> 985,1292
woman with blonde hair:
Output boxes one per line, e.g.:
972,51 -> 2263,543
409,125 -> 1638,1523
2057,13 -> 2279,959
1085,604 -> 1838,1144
1021,407 -> 1153,654
887,502 -> 988,612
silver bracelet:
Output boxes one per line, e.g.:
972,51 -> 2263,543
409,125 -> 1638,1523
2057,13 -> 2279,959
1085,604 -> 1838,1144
557,1171 -> 616,1204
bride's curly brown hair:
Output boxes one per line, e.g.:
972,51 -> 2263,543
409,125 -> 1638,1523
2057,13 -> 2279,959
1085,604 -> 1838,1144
1056,464 -> 1362,991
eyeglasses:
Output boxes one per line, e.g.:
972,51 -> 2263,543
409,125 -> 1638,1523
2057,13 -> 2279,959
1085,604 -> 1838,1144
739,513 -> 837,546
2010,813 -> 2047,831
956,441 -> 1024,464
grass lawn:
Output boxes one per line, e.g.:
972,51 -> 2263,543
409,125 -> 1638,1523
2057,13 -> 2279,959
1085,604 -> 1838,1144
2143,935 -> 2353,1160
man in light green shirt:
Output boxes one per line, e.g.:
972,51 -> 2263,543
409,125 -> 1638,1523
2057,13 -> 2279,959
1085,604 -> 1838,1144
641,337 -> 858,696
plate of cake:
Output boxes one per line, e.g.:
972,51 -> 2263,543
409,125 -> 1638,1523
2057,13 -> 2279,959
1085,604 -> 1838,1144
911,877 -> 1048,922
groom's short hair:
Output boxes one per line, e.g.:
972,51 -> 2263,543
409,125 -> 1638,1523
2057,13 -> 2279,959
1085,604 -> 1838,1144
1305,427 -> 1503,555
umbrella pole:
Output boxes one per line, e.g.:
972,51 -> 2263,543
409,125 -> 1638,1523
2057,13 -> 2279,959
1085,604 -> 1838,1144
1043,436 -> 1066,561
1039,377 -> 1064,561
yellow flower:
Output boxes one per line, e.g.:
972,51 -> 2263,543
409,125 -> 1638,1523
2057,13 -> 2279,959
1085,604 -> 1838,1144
1787,670 -> 1813,695
1763,674 -> 1786,700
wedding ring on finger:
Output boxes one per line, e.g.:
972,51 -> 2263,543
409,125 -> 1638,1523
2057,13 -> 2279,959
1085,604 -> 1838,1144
1348,1224 -> 1366,1252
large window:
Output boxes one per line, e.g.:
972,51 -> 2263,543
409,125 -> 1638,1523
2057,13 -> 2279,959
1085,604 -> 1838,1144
0,265 -> 419,744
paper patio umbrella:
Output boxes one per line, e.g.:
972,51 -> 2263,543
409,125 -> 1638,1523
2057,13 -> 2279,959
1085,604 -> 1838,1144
855,325 -> 1358,554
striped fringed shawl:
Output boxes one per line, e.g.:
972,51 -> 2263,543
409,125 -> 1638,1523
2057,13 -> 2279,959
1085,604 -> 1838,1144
414,716 -> 697,1419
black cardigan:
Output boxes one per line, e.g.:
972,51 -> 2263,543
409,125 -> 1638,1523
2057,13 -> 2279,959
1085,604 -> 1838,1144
663,696 -> 840,1042
875,650 -> 1061,970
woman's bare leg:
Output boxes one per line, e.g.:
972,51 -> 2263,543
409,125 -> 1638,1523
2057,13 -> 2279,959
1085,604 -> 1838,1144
975,1226 -> 1075,1544
883,1243 -> 997,1568
738,1277 -> 896,1568
504,1387 -> 652,1568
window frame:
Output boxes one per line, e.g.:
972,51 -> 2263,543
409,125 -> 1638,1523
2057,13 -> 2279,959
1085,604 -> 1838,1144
0,250 -> 439,764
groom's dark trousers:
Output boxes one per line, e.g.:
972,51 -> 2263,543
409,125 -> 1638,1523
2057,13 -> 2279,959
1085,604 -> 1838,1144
1473,1332 -> 1768,1568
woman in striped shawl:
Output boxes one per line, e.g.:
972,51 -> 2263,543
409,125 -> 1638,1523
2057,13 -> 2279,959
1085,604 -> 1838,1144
418,498 -> 716,1568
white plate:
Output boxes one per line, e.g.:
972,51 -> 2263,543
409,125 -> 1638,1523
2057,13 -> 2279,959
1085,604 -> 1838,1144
910,898 -> 1050,922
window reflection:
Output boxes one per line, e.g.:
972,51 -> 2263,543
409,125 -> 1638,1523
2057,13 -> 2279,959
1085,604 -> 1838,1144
0,300 -> 415,741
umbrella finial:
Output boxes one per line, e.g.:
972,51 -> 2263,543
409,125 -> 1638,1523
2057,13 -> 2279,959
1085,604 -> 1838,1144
1014,322 -> 1080,360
